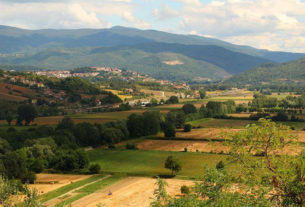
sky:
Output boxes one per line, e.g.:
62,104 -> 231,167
0,0 -> 305,52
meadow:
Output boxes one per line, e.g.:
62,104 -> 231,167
88,149 -> 228,179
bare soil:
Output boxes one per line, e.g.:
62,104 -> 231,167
137,140 -> 229,153
72,177 -> 194,207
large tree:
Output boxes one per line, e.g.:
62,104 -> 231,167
164,156 -> 181,175
17,104 -> 38,125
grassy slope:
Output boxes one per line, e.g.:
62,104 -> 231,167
88,149 -> 228,179
54,175 -> 122,207
40,175 -> 106,203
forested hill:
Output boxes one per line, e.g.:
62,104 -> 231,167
224,59 -> 305,88
0,25 -> 305,82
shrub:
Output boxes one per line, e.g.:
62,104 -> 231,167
21,171 -> 36,184
180,185 -> 190,195
108,144 -> 116,149
126,143 -> 138,150
216,161 -> 225,171
184,124 -> 192,132
89,164 -> 101,174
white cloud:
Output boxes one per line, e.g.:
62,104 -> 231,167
173,0 -> 305,52
152,4 -> 179,20
0,0 -> 145,29
122,11 -> 150,28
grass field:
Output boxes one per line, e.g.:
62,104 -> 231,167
39,175 -> 102,203
88,149 -> 228,179
0,110 -> 146,126
188,118 -> 256,128
54,175 -> 122,207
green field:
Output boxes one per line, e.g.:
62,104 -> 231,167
188,118 -> 256,128
88,149 -> 228,179
40,175 -> 106,203
54,175 -> 122,207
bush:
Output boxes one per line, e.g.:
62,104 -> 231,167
180,185 -> 190,195
89,164 -> 101,174
21,171 -> 36,184
184,124 -> 192,132
108,144 -> 116,149
126,143 -> 138,150
216,160 -> 225,171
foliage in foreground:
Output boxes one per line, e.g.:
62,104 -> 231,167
0,176 -> 40,207
152,119 -> 305,207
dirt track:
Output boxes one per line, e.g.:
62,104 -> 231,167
72,177 -> 194,207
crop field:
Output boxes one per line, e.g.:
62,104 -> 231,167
0,82 -> 34,95
229,113 -> 252,118
188,118 -> 256,128
175,127 -> 240,140
88,149 -> 228,178
140,89 -> 177,99
137,140 -> 229,153
104,89 -> 133,100
0,92 -> 28,102
72,177 -> 194,207
0,110 -> 147,126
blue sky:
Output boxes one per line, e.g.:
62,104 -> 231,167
0,0 -> 305,52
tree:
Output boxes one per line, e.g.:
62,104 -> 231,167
175,112 -> 185,128
182,104 -> 197,114
272,112 -> 288,121
227,119 -> 304,206
142,111 -> 161,136
164,156 -> 181,175
127,113 -> 144,138
163,123 -> 176,138
73,122 -> 100,146
184,124 -> 192,132
89,164 -> 101,174
199,90 -> 206,99
166,96 -> 179,104
57,116 -> 74,130
5,113 -> 13,126
21,171 -> 37,184
17,104 -> 38,125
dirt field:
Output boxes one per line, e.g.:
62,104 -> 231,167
137,139 -> 304,155
30,174 -> 92,194
72,177 -> 194,207
176,128 -> 240,140
229,113 -> 252,118
137,140 -> 229,153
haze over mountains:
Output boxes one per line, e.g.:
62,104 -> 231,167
0,25 -> 304,82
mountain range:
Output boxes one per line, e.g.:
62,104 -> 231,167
0,25 -> 304,82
